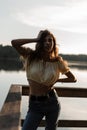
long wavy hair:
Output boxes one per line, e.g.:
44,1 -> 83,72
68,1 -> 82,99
29,30 -> 58,64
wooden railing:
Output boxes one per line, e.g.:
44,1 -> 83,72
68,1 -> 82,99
0,84 -> 87,130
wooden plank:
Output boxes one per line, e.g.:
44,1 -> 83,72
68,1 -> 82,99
58,120 -> 87,127
22,85 -> 30,96
0,85 -> 22,130
57,87 -> 87,98
21,119 -> 87,127
22,85 -> 87,98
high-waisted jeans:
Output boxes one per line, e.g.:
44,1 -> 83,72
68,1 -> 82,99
22,89 -> 61,130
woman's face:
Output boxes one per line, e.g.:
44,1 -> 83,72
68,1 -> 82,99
43,35 -> 54,53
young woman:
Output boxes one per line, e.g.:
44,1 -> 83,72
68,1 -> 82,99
11,29 -> 77,130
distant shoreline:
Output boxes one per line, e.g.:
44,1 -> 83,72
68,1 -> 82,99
0,44 -> 87,63
0,59 -> 87,71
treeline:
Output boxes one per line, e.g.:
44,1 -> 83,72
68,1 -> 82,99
0,44 -> 87,71
0,44 -> 19,59
0,45 -> 22,70
0,44 -> 87,62
60,54 -> 87,62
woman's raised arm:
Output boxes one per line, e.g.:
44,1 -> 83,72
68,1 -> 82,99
11,38 -> 38,57
57,71 -> 77,83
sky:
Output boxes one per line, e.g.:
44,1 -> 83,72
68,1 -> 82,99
0,0 -> 87,54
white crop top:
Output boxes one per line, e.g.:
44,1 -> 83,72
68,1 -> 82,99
24,57 -> 69,86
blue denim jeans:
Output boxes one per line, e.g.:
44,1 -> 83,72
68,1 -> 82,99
22,89 -> 61,130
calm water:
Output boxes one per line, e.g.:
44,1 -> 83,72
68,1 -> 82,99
0,65 -> 87,130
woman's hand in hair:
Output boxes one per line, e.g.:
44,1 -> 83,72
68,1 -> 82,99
37,30 -> 43,41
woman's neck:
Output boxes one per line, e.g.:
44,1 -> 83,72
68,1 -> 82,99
42,52 -> 51,60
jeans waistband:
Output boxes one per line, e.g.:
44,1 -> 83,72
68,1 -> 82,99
30,89 -> 55,102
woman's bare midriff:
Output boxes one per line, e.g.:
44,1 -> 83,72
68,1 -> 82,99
28,79 -> 54,96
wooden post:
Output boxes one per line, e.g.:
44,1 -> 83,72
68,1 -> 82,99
0,85 -> 22,130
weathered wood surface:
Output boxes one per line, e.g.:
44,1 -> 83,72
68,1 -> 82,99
22,85 -> 87,98
21,119 -> 87,127
0,85 -> 22,130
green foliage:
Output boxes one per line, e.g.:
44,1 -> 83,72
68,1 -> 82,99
0,44 -> 87,71
0,44 -> 23,70
0,44 -> 20,59
0,44 -> 87,61
60,54 -> 87,62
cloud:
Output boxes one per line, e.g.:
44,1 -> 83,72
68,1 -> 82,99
13,1 -> 87,34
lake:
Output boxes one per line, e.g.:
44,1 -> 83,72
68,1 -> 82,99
0,62 -> 87,130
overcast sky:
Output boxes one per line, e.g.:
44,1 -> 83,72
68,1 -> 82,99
0,0 -> 87,54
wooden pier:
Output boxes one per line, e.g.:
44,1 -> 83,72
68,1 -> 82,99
0,84 -> 87,130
